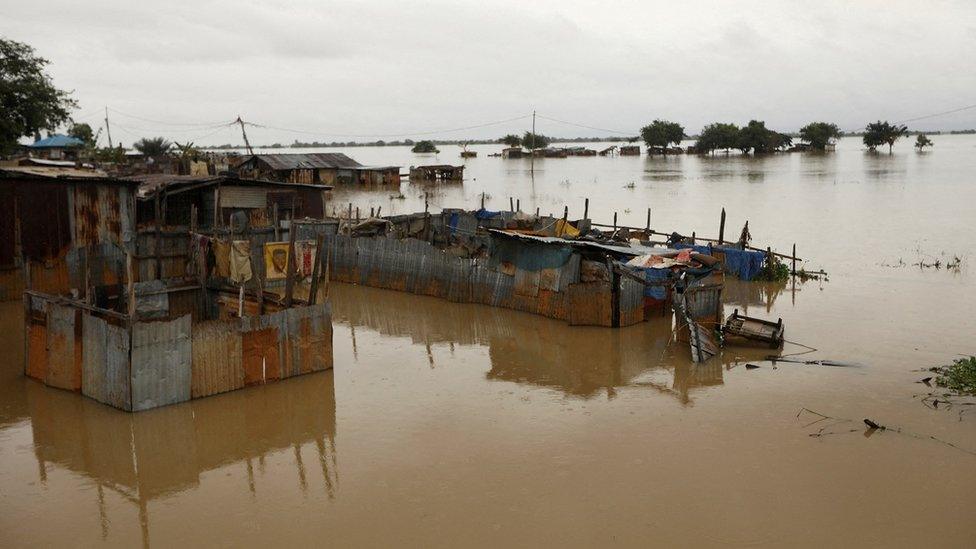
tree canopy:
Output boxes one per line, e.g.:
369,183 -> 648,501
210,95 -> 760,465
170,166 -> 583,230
0,37 -> 77,155
640,120 -> 685,153
522,131 -> 550,150
799,122 -> 841,150
695,123 -> 740,153
863,121 -> 908,153
68,122 -> 95,147
735,120 -> 790,154
499,134 -> 521,147
133,137 -> 172,156
915,134 -> 933,151
411,140 -> 439,153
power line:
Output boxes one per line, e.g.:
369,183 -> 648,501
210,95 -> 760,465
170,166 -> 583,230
893,103 -> 976,125
108,107 -> 231,128
244,114 -> 532,139
535,114 -> 634,135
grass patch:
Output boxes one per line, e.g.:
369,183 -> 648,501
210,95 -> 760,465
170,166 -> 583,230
754,256 -> 790,282
933,356 -> 976,395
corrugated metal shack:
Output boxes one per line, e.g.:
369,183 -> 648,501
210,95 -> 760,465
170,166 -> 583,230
20,172 -> 335,412
236,153 -> 400,186
409,164 -> 464,183
0,167 -> 138,302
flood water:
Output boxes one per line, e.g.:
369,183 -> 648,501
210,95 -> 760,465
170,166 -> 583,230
2,136 -> 975,547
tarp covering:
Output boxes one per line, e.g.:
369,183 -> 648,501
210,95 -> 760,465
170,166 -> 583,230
489,237 -> 574,272
674,243 -> 765,281
475,208 -> 501,220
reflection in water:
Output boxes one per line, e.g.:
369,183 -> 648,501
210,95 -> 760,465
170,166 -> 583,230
328,283 -> 780,404
23,372 -> 337,548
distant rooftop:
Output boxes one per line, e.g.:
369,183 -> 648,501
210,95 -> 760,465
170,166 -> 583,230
244,153 -> 364,170
28,134 -> 85,149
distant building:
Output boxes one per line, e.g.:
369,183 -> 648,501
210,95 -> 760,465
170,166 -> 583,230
27,135 -> 85,161
501,147 -> 524,159
236,153 -> 399,186
409,164 -> 464,183
620,145 -> 640,156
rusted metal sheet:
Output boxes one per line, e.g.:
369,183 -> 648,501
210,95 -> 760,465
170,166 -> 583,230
618,276 -> 645,327
81,313 -> 131,410
26,320 -> 48,381
567,282 -> 612,327
285,304 -> 332,376
131,315 -> 191,411
242,327 -> 280,385
191,320 -> 244,398
45,304 -> 81,391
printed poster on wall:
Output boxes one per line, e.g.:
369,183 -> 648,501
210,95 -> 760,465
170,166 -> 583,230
264,242 -> 290,280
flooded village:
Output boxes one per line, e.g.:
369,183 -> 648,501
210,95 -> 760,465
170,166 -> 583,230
3,3 -> 976,548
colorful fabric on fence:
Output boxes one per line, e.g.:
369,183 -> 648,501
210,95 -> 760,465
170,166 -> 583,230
229,240 -> 252,284
295,240 -> 317,277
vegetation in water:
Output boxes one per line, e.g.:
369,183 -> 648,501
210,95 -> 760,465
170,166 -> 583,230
133,136 -> 172,156
799,122 -> 841,150
695,123 -> 740,154
863,120 -> 908,153
522,131 -> 550,150
735,120 -> 791,154
499,134 -> 521,148
754,255 -> 790,282
0,38 -> 77,155
411,140 -> 439,153
932,357 -> 976,395
640,119 -> 685,153
915,134 -> 933,151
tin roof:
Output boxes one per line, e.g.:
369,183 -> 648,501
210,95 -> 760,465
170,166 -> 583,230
130,174 -> 332,199
244,153 -> 364,170
0,166 -> 133,184
28,135 -> 85,148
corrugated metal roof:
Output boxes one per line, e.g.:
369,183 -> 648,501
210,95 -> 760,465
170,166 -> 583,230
487,229 -> 675,257
246,153 -> 364,170
130,174 -> 332,198
0,166 -> 129,182
27,134 -> 85,148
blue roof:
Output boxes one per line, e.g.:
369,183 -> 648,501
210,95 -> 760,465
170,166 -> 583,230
28,135 -> 85,148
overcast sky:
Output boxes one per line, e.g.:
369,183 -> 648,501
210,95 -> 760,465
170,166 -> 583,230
4,0 -> 975,146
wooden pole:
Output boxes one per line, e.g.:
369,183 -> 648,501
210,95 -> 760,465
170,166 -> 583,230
213,185 -> 221,229
516,199 -> 520,212
792,243 -> 797,275
535,207 -> 539,217
254,269 -> 265,316
308,233 -> 324,305
692,231 -> 696,244
613,212 -> 618,232
718,207 -> 726,245
283,220 -> 298,308
481,191 -> 485,209
370,207 -> 375,217
347,202 -> 352,220
509,197 -> 514,212
126,252 -> 136,321
646,208 -> 651,231
376,206 -> 381,217
563,205 -> 568,219
583,198 -> 589,220
355,206 -> 360,220
273,202 -> 280,240
154,195 -> 162,279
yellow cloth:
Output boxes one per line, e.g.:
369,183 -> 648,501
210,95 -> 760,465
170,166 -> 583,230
212,239 -> 231,278
554,219 -> 580,238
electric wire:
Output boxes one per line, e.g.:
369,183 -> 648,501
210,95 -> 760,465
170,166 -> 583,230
243,114 -> 533,139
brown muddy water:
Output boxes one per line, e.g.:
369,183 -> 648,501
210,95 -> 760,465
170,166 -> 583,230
2,136 -> 976,547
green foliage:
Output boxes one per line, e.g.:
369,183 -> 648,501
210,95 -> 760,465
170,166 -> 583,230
799,122 -> 841,150
695,123 -> 739,153
934,356 -> 976,394
93,145 -> 126,163
499,134 -> 521,147
914,134 -> 933,151
754,255 -> 790,282
522,131 -> 550,150
863,120 -> 908,153
174,141 -> 202,161
68,122 -> 95,147
735,120 -> 789,154
411,140 -> 439,153
0,37 -> 78,156
640,119 -> 685,152
133,136 -> 172,156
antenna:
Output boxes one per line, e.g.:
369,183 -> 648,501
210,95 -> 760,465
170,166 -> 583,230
236,116 -> 254,155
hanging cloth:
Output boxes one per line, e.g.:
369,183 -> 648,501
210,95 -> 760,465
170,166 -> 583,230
229,240 -> 253,284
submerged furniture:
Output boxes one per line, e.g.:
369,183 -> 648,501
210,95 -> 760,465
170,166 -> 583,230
722,309 -> 784,349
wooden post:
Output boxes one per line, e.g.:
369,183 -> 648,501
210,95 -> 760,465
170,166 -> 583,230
646,208 -> 651,231
718,207 -> 726,245
254,269 -> 265,316
347,202 -> 352,220
792,243 -> 797,275
516,199 -> 520,212
376,206 -> 381,217
308,233 -> 325,305
84,247 -> 92,304
213,186 -> 221,229
154,195 -> 162,279
126,252 -> 136,321
272,202 -> 280,240
283,220 -> 298,308
355,207 -> 360,220
583,198 -> 589,220
563,205 -> 568,219
692,231 -> 696,244
480,192 -> 485,210
509,197 -> 514,212
535,207 -> 539,217
560,207 -> 568,237
370,207 -> 375,218
424,193 -> 429,213
613,212 -> 618,232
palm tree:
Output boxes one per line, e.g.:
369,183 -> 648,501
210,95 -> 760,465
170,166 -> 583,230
133,137 -> 172,156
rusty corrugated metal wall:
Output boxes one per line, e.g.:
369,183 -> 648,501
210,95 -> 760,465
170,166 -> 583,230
131,315 -> 192,411
81,314 -> 131,410
190,320 -> 244,398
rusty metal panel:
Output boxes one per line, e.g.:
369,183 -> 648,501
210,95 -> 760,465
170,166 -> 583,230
82,313 -> 131,410
285,303 -> 333,376
618,277 -> 645,327
219,186 -> 268,209
45,304 -> 81,391
567,282 -> 612,327
131,314 -> 191,411
26,320 -> 48,381
242,327 -> 280,385
191,320 -> 243,398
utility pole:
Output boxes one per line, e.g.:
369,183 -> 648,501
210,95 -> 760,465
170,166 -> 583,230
530,110 -> 536,174
236,116 -> 254,155
104,107 -> 114,149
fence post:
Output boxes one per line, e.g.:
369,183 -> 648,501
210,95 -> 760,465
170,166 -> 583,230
718,207 -> 726,245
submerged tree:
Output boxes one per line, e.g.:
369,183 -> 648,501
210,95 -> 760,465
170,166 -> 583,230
799,122 -> 841,151
914,134 -> 933,151
133,137 -> 172,156
0,37 -> 77,156
411,140 -> 439,153
735,120 -> 788,154
499,134 -> 522,148
522,131 -> 550,150
640,119 -> 685,153
863,121 -> 908,153
695,123 -> 739,154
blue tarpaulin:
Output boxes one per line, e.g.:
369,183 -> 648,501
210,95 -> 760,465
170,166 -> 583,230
674,243 -> 766,281
475,208 -> 502,220
449,212 -> 460,234
633,267 -> 671,299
